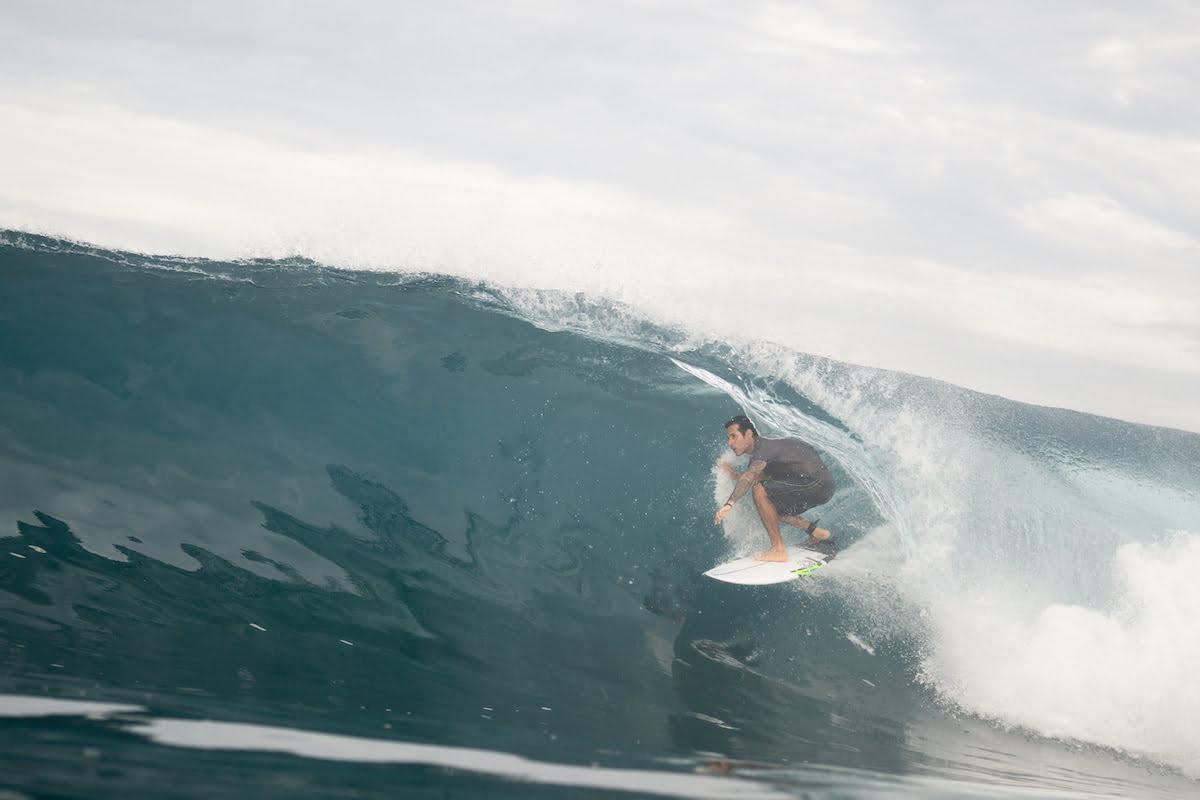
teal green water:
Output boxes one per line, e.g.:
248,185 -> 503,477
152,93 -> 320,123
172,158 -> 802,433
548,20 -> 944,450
2,233 -> 1198,798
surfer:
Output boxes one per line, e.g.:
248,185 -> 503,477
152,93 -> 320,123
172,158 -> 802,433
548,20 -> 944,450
713,415 -> 835,562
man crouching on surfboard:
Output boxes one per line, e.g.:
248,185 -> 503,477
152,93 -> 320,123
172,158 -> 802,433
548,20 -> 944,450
713,415 -> 836,562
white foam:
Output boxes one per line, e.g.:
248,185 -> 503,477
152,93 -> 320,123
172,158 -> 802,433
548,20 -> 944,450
0,694 -> 143,719
0,693 -> 788,797
921,532 -> 1200,776
755,353 -> 1200,775
127,717 -> 791,799
673,347 -> 1200,777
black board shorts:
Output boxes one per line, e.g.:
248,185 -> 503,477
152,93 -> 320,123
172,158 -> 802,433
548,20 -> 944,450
762,478 -> 834,517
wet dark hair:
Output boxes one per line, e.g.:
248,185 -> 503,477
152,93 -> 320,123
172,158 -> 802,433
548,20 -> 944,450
724,415 -> 757,436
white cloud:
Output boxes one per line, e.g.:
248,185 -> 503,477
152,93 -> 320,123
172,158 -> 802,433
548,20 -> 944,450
746,2 -> 900,55
1021,193 -> 1196,252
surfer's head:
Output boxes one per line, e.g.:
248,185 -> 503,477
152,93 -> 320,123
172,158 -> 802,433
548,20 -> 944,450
724,415 -> 757,455
724,415 -> 757,436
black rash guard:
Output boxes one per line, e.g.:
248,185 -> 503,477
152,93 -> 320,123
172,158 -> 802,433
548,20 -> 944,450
747,437 -> 835,515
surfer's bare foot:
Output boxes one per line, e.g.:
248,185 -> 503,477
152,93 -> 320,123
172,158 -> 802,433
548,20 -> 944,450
755,546 -> 788,562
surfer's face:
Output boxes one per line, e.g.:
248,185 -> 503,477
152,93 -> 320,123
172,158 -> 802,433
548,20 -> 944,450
725,425 -> 755,456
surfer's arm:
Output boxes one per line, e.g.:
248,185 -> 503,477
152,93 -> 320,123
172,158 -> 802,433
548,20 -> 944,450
714,460 -> 766,524
727,460 -> 766,504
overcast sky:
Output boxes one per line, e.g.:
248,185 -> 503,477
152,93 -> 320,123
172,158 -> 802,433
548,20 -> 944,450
2,1 -> 1198,431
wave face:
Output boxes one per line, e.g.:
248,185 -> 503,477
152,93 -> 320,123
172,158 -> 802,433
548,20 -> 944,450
2,232 -> 1199,799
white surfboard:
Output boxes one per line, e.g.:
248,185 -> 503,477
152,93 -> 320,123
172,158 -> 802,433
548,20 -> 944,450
703,546 -> 833,585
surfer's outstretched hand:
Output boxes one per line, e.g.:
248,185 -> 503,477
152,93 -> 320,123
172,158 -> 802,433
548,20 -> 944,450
715,461 -> 741,523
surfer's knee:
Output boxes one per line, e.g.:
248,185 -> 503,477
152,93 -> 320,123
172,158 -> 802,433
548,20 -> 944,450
751,484 -> 774,510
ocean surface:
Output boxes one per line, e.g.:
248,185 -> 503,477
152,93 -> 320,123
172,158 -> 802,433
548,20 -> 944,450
2,231 -> 1198,799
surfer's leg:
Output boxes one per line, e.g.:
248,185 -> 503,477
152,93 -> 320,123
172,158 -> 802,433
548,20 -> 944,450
780,513 -> 833,554
772,481 -> 833,543
751,483 -> 788,562
779,515 -> 831,540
